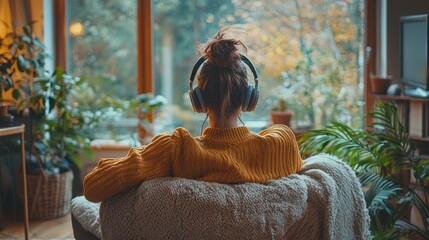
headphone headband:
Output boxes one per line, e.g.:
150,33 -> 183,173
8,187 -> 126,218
188,54 -> 260,113
188,54 -> 259,91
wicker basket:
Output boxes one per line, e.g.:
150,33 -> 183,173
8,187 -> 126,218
17,170 -> 74,220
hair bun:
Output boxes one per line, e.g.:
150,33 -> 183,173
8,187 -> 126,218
206,39 -> 241,67
200,26 -> 247,68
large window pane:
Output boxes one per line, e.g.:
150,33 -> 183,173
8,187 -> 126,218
67,0 -> 138,143
66,0 -> 365,141
153,0 -> 365,135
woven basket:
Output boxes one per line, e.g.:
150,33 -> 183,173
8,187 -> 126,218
18,170 -> 74,220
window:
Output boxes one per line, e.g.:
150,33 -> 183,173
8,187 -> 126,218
67,0 -> 139,143
68,1 -> 137,100
154,0 -> 365,135
65,0 -> 365,140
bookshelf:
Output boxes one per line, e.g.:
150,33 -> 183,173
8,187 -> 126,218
372,94 -> 429,155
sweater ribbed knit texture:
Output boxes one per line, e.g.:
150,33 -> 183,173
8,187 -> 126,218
83,124 -> 303,202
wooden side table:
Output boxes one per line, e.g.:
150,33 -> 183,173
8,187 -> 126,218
0,125 -> 29,240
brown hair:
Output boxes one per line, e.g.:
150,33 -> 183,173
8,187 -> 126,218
197,26 -> 249,120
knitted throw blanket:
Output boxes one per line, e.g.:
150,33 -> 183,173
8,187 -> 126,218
72,154 -> 371,240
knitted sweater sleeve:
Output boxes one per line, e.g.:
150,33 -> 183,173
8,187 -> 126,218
83,133 -> 175,202
260,124 -> 303,175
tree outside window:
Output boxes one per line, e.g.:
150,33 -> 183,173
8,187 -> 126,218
67,0 -> 364,139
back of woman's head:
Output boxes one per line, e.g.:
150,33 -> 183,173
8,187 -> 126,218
197,26 -> 248,120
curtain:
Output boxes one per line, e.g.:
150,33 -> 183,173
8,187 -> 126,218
0,0 -> 12,35
0,0 -> 33,34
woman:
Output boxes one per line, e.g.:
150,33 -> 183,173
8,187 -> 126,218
83,26 -> 303,203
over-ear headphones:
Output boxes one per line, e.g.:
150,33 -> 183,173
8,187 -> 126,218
188,54 -> 259,113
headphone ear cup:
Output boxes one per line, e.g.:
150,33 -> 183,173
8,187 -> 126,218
189,86 -> 207,113
241,85 -> 254,112
246,88 -> 259,112
189,90 -> 200,112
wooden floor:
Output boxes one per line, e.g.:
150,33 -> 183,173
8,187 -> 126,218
0,213 -> 74,239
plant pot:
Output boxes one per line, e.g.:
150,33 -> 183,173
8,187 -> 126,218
271,111 -> 293,127
371,76 -> 393,94
17,170 -> 74,220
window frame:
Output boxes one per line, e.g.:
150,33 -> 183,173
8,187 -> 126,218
365,0 -> 377,128
54,0 -> 153,95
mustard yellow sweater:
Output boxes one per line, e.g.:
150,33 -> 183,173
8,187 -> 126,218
83,124 -> 303,202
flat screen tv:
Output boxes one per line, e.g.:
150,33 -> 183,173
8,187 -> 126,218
400,14 -> 429,91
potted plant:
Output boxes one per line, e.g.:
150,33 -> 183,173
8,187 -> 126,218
299,102 -> 429,239
371,75 -> 393,95
271,97 -> 293,127
0,44 -> 14,101
1,23 -> 97,219
19,68 -> 98,219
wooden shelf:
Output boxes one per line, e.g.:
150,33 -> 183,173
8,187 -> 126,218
372,94 -> 429,145
409,135 -> 429,143
0,124 -> 25,136
372,94 -> 429,102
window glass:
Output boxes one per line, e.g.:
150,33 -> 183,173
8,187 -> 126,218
67,0 -> 138,143
153,0 -> 365,135
67,0 -> 365,141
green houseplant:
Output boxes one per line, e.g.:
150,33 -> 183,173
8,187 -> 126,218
19,68 -> 98,219
0,23 -> 47,110
31,68 -> 97,171
299,102 -> 429,239
0,45 -> 14,101
1,23 -> 97,219
1,23 -> 97,169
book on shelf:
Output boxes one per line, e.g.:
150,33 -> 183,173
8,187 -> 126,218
424,102 -> 429,137
396,103 -> 408,128
409,101 -> 424,137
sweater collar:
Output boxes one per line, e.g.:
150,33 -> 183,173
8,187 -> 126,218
201,126 -> 251,142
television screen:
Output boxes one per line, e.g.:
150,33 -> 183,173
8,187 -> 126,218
400,14 -> 429,90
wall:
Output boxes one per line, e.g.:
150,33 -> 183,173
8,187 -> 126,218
385,0 -> 429,83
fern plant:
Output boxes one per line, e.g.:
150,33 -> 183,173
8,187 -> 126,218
299,102 -> 429,240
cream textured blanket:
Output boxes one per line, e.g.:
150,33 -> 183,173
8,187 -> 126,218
72,154 -> 371,240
